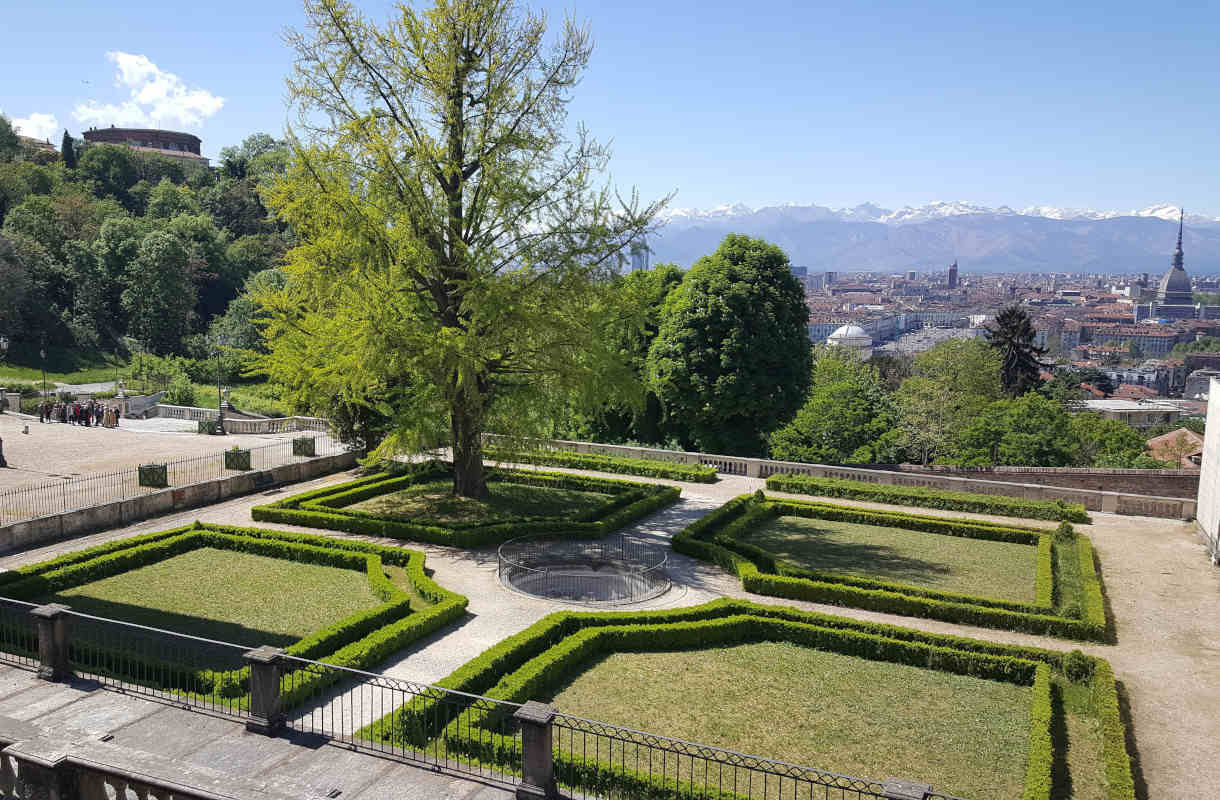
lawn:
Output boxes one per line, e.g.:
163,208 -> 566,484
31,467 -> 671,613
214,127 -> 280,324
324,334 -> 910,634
743,515 -> 1038,604
348,479 -> 613,525
42,547 -> 381,647
547,641 -> 1032,800
188,381 -> 292,417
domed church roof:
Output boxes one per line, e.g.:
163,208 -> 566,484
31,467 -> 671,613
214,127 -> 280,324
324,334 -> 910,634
829,324 -> 870,342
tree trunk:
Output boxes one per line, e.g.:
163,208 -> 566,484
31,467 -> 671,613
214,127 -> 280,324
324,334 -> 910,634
451,398 -> 488,499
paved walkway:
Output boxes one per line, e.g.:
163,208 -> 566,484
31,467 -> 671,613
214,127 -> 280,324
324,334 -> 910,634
0,466 -> 1216,799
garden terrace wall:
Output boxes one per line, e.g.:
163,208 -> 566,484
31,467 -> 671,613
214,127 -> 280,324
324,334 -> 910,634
872,464 -> 1199,499
0,451 -> 357,555
482,434 -> 1197,520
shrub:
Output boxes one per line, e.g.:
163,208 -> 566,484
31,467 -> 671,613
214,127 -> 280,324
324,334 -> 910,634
484,447 -> 717,482
765,473 -> 1091,523
1055,521 -> 1076,541
1063,649 -> 1094,683
163,373 -> 197,406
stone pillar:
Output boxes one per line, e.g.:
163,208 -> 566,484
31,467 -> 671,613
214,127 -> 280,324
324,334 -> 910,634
882,778 -> 933,800
244,646 -> 285,735
514,701 -> 557,800
31,604 -> 72,682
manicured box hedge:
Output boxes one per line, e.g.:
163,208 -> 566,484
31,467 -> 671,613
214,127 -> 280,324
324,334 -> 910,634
0,522 -> 467,708
483,446 -> 717,482
356,597 -> 1133,800
672,494 -> 1108,641
251,463 -> 680,548
765,473 -> 1091,523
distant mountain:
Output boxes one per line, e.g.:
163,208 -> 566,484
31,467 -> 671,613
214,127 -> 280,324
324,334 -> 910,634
649,202 -> 1220,274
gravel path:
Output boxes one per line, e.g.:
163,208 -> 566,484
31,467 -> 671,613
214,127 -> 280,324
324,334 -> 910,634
0,465 -> 1215,798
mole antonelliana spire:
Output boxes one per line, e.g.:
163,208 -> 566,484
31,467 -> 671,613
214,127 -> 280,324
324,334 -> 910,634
1173,208 -> 1185,271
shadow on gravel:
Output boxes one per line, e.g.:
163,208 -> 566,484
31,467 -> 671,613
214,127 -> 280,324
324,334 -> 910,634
1116,680 -> 1149,800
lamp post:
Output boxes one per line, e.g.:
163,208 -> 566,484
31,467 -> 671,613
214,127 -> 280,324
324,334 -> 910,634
213,337 -> 227,435
39,334 -> 47,400
0,336 -> 8,362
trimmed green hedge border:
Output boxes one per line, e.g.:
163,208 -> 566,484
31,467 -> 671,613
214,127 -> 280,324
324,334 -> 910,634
355,597 -> 1131,800
1024,664 -> 1054,800
0,523 -> 468,708
483,446 -> 717,482
766,473 -> 1091,523
672,495 -> 1108,641
251,465 -> 681,548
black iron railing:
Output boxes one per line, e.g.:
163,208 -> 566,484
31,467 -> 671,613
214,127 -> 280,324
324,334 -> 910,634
0,436 -> 345,526
498,533 -> 669,604
0,597 -> 38,670
65,610 -> 253,719
0,603 -> 971,800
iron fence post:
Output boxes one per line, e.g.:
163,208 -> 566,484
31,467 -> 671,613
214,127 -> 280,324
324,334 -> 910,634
244,645 -> 285,735
514,701 -> 557,800
31,604 -> 72,681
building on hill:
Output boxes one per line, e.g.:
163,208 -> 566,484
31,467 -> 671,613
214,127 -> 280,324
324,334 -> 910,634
17,135 -> 58,163
81,125 -> 210,167
1146,427 -> 1204,468
1185,368 -> 1220,400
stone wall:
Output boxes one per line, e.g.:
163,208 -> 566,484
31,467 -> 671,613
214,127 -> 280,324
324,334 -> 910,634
483,434 -> 1198,520
0,451 -> 356,555
1194,377 -> 1220,564
866,464 -> 1200,499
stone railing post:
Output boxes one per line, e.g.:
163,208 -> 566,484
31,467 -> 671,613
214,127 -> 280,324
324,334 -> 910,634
882,778 -> 933,800
243,646 -> 285,735
514,701 -> 557,800
31,604 -> 72,681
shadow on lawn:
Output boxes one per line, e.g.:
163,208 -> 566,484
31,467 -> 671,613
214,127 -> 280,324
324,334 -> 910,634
751,527 -> 954,586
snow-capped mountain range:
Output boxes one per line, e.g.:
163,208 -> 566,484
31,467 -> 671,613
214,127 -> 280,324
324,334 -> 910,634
659,201 -> 1220,227
649,202 -> 1220,273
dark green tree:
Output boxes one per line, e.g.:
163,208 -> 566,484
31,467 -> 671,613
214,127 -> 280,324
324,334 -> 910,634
0,116 -> 19,163
648,234 -> 811,455
986,304 -> 1047,397
60,130 -> 77,169
121,231 -> 197,353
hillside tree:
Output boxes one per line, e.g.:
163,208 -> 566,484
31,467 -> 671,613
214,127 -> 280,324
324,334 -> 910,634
647,234 -> 811,455
987,304 -> 1047,396
258,0 -> 662,497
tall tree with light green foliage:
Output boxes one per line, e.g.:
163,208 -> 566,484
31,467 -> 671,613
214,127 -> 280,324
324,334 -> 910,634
647,234 -> 811,456
258,0 -> 662,497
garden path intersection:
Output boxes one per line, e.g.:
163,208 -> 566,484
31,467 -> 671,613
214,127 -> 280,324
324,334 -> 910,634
0,463 -> 1215,799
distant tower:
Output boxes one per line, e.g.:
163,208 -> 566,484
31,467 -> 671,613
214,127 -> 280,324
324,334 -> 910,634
1156,210 -> 1192,304
629,237 -> 650,272
947,260 -> 959,289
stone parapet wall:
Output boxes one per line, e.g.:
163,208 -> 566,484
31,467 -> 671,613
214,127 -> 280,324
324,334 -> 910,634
484,434 -> 1197,520
866,464 -> 1200,499
0,451 -> 356,555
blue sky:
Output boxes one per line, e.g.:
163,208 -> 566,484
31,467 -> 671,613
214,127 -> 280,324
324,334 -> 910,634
3,0 -> 1218,215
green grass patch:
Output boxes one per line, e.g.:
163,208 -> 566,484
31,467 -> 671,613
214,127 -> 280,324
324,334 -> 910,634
349,479 -> 612,525
357,598 -> 1133,800
0,344 -> 126,385
549,642 -> 1032,800
188,381 -> 291,417
44,548 -> 380,647
673,494 -> 1109,641
744,515 -> 1039,604
252,463 -> 681,548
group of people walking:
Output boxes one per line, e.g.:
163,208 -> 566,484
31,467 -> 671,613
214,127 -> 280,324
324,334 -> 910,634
37,399 -> 121,428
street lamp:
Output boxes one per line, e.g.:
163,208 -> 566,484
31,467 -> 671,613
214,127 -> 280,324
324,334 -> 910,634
39,334 -> 47,400
213,336 -> 227,435
0,336 -> 8,361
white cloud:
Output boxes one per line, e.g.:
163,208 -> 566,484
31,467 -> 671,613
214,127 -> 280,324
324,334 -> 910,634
73,51 -> 224,130
13,112 -> 60,141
